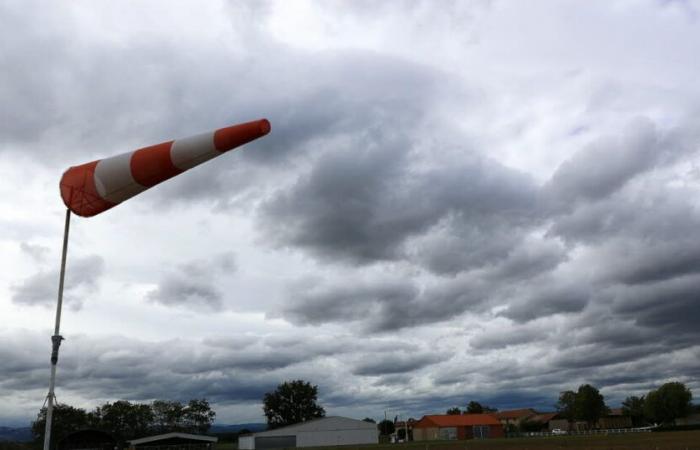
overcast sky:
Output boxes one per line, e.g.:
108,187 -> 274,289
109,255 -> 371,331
2,0 -> 700,427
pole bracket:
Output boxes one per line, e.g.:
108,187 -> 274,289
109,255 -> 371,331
50,335 -> 64,365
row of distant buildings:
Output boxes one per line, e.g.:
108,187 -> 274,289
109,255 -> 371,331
401,407 -> 634,440
239,408 -> 637,449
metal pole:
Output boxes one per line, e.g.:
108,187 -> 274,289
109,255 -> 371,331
43,209 -> 71,450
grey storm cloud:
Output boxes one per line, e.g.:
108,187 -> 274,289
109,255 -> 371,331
610,274 -> 700,337
500,280 -> 592,323
12,255 -> 105,310
281,273 -> 492,333
281,278 -> 420,330
352,351 -> 446,376
260,141 -> 539,266
544,118 -> 699,208
146,253 -> 235,311
0,329 -> 454,412
271,115 -> 700,336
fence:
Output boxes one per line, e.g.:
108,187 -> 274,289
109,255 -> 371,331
506,426 -> 653,438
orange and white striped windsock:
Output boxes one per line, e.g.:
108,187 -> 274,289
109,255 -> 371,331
59,119 -> 271,217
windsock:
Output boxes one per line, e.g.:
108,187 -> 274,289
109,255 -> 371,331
60,119 -> 270,217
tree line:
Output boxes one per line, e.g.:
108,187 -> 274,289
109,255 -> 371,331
446,401 -> 498,415
621,382 -> 694,427
440,382 -> 695,431
552,382 -> 693,430
33,399 -> 215,448
263,380 -> 695,435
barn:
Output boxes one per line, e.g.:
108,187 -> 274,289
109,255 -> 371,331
238,417 -> 378,450
127,432 -> 217,450
412,414 -> 504,440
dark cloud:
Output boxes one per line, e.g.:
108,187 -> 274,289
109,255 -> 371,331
611,274 -> 700,336
0,329 -> 449,413
146,253 -> 235,311
352,351 -> 446,376
487,236 -> 567,281
548,186 -> 700,246
280,272 -> 498,333
261,144 -> 538,266
500,280 -> 591,322
545,119 -> 659,205
12,255 -> 105,310
280,277 -> 420,330
544,118 -> 698,209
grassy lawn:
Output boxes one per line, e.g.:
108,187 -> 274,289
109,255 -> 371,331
216,431 -> 700,450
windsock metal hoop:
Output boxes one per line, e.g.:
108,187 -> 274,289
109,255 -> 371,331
59,119 -> 270,217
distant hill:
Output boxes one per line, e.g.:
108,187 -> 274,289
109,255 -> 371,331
0,427 -> 32,442
210,423 -> 267,434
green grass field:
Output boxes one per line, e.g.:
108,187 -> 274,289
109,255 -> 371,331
217,431 -> 700,450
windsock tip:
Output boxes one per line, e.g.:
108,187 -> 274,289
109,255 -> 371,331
259,118 -> 271,135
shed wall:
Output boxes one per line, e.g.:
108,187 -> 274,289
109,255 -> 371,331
413,427 -> 439,441
296,429 -> 378,447
238,436 -> 254,450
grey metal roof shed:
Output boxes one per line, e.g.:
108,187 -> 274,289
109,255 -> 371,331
239,417 -> 378,449
128,432 -> 217,450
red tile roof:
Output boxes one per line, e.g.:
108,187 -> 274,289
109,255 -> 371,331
415,414 -> 501,427
608,408 -> 625,416
529,412 -> 558,423
494,409 -> 536,420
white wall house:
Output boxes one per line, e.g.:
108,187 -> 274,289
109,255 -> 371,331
239,417 -> 378,449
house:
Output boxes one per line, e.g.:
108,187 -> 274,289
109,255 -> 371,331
238,417 -> 378,450
527,412 -> 559,431
676,413 -> 700,426
548,415 -> 588,432
412,414 -> 504,440
494,409 -> 537,430
548,409 -> 633,431
128,432 -> 217,450
392,418 -> 416,441
597,408 -> 632,429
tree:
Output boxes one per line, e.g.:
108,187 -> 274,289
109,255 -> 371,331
377,420 -> 395,436
446,407 -> 461,415
151,400 -> 185,433
184,399 -> 216,433
621,395 -> 646,427
574,384 -> 608,429
556,390 -> 576,430
644,382 -> 692,425
262,380 -> 325,429
32,404 -> 89,449
466,401 -> 483,414
362,418 -> 376,423
94,400 -> 154,443
396,428 -> 407,440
